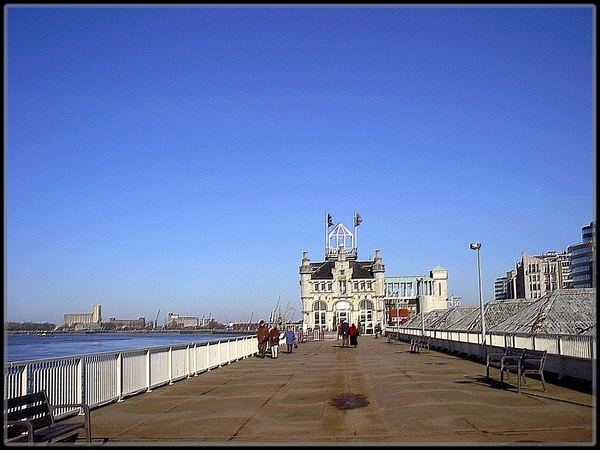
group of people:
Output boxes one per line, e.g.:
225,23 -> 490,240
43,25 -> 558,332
338,319 -> 359,348
256,320 -> 297,358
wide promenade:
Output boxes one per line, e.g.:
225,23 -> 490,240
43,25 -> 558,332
89,336 -> 595,445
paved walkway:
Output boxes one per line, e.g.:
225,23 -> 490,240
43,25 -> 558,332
88,336 -> 595,445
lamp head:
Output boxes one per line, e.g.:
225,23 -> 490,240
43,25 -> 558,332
470,243 -> 481,250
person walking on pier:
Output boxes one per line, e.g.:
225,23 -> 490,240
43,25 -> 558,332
285,326 -> 296,353
349,323 -> 358,347
340,319 -> 350,348
257,320 -> 269,358
269,324 -> 280,358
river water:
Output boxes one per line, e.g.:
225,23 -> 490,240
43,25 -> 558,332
4,332 -> 243,364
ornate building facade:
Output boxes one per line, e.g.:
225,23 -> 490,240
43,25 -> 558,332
299,218 -> 385,334
299,214 -> 449,334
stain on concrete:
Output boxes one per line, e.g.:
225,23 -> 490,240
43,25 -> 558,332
330,394 -> 369,410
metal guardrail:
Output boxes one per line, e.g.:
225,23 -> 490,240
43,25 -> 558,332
4,336 -> 258,419
385,326 -> 595,381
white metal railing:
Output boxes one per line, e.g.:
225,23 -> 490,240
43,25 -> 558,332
4,336 -> 257,419
385,326 -> 596,360
385,326 -> 596,381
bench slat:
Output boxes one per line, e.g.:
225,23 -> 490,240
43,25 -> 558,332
7,403 -> 52,422
6,391 -> 47,409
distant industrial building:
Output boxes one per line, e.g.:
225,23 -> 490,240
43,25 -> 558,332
200,317 -> 215,327
167,312 -> 199,328
106,317 -> 146,329
64,305 -> 102,329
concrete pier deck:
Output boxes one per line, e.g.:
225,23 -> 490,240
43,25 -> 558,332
89,336 -> 595,445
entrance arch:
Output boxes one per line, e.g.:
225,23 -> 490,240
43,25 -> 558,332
334,301 -> 352,330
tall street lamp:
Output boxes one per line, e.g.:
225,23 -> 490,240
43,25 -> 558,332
416,277 -> 424,336
470,243 -> 487,361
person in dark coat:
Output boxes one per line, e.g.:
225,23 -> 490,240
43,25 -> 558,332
349,323 -> 359,347
257,320 -> 269,358
340,320 -> 350,348
269,324 -> 280,358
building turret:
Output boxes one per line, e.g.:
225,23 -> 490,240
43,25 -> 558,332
299,252 -> 313,315
372,250 -> 385,297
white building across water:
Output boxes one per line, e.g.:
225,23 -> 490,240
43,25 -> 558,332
299,213 -> 449,335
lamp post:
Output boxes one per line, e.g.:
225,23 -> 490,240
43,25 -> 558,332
470,243 -> 487,361
416,277 -> 424,336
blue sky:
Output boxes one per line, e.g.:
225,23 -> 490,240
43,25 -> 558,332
5,5 -> 595,326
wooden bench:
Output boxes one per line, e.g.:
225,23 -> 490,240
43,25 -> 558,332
4,390 -> 91,444
486,347 -> 547,393
410,336 -> 430,353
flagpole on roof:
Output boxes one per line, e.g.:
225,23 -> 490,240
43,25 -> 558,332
326,212 -> 332,258
326,212 -> 328,257
353,212 -> 357,255
354,212 -> 362,257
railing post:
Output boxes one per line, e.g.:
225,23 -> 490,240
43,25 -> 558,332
186,345 -> 192,378
192,344 -> 198,376
117,353 -> 124,402
146,349 -> 152,392
168,347 -> 174,385
218,341 -> 222,368
20,363 -> 29,396
77,357 -> 84,406
207,342 -> 211,372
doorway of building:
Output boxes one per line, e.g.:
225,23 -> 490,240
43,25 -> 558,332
335,301 -> 351,331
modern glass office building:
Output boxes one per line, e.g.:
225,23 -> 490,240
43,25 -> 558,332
568,220 -> 596,288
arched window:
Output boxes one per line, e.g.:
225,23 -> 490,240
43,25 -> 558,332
313,301 -> 327,328
359,300 -> 374,331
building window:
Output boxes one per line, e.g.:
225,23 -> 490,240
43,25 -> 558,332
359,300 -> 374,330
313,301 -> 327,328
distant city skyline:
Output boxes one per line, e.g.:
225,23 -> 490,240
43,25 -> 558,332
5,5 -> 594,327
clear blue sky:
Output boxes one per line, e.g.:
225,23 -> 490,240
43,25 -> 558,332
5,5 -> 595,326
